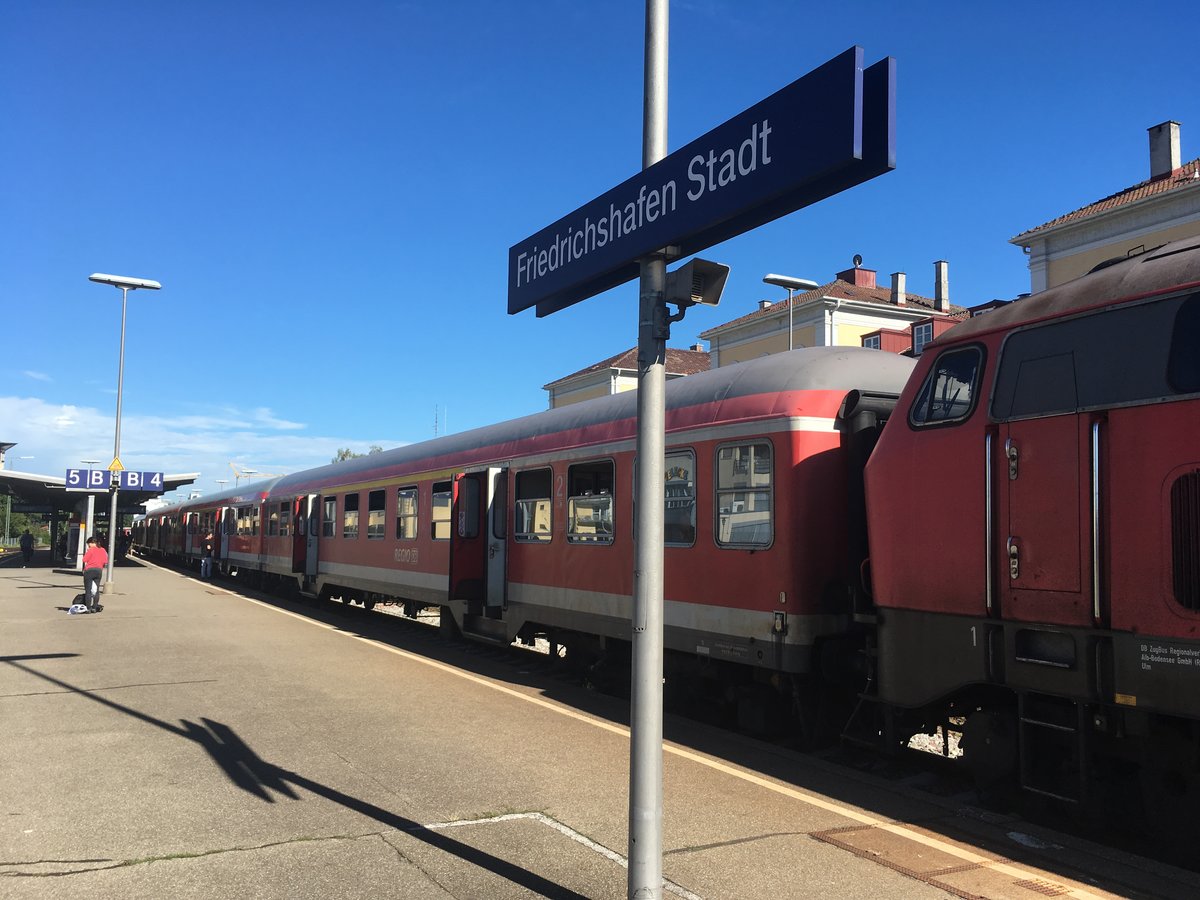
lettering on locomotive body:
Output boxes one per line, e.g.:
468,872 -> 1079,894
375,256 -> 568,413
394,547 -> 419,565
1138,642 -> 1200,671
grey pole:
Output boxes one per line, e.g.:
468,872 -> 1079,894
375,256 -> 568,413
629,1 -> 667,897
105,285 -> 129,586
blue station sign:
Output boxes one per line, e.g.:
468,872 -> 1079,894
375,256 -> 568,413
508,47 -> 895,318
65,469 -> 165,492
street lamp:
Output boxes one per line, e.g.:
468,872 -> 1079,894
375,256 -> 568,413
89,272 -> 162,587
763,273 -> 819,351
215,479 -> 229,492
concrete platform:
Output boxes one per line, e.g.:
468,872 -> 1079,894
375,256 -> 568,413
1,555 -> 1195,899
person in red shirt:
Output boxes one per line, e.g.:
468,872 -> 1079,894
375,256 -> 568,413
82,536 -> 108,613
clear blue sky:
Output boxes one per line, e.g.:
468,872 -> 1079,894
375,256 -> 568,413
3,1 -> 1197,498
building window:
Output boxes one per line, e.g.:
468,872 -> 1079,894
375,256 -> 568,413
664,449 -> 696,546
322,497 -> 336,538
515,468 -> 552,543
715,442 -> 772,548
863,335 -> 881,350
568,460 -> 614,544
913,322 -> 934,355
396,487 -> 418,540
343,492 -> 360,539
431,481 -> 452,540
366,489 -> 386,540
910,345 -> 984,427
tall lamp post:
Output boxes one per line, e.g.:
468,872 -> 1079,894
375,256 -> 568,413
763,273 -> 819,351
89,273 -> 162,587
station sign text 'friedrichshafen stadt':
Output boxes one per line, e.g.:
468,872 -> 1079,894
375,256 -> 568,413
508,47 -> 896,318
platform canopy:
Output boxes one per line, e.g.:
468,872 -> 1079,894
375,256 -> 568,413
0,467 -> 198,515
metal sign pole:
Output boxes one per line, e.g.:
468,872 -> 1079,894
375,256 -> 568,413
629,2 -> 667,897
106,285 -> 129,586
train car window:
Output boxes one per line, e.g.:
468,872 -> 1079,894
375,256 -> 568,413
715,442 -> 773,548
252,505 -> 260,536
431,481 -> 452,540
567,460 -> 614,544
322,497 -> 336,538
267,507 -> 279,536
910,346 -> 982,426
457,477 -> 481,539
396,487 -> 418,540
665,450 -> 696,547
343,492 -> 360,539
994,297 -> 1185,419
367,489 -> 386,540
1168,293 -> 1200,393
279,503 -> 291,538
515,468 -> 552,543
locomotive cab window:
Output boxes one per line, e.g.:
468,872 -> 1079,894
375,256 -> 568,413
431,481 -> 452,540
343,492 -> 360,539
515,468 -> 552,543
567,460 -> 614,544
396,487 -> 418,540
715,442 -> 772,548
909,345 -> 983,426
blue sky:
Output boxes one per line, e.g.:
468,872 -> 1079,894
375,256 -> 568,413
3,1 -> 1197,500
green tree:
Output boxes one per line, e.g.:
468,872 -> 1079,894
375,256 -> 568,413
330,445 -> 384,464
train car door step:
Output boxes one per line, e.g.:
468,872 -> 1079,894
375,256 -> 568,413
299,589 -> 318,601
463,613 -> 508,643
1017,692 -> 1088,804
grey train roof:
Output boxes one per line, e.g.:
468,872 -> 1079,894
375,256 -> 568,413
270,346 -> 915,495
949,237 -> 1200,342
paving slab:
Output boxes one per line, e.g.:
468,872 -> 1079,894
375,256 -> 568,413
2,557 -> 1195,899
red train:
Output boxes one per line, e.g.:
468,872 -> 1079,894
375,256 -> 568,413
135,237 -> 1200,824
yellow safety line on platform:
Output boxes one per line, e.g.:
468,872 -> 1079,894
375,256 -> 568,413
167,564 -> 1107,900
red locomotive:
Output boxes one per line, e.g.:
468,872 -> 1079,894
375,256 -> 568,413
865,236 -> 1200,823
135,236 -> 1200,828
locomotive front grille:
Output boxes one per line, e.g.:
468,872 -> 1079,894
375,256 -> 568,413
1171,471 -> 1200,611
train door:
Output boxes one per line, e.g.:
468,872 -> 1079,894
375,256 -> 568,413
998,414 -> 1092,627
220,507 -> 234,567
305,494 -> 320,579
449,467 -> 507,616
184,512 -> 196,557
291,495 -> 315,574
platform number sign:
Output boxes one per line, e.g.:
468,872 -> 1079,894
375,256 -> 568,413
65,469 -> 165,493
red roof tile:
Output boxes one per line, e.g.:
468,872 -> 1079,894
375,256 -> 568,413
1012,158 -> 1200,242
699,278 -> 963,337
544,347 -> 710,389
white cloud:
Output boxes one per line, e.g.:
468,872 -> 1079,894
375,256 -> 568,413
22,370 -> 52,382
0,396 -> 401,499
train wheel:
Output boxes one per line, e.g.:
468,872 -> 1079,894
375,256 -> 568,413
364,595 -> 377,611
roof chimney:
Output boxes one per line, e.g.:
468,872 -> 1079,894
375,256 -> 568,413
758,299 -> 773,311
1149,121 -> 1182,180
890,271 -> 906,307
835,254 -> 876,289
690,343 -> 704,352
934,260 -> 950,313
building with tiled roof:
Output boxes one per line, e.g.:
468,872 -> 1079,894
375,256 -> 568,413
543,346 -> 710,409
698,259 -> 968,366
1011,121 -> 1200,291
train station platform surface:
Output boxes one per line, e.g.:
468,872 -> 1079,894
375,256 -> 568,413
2,553 -> 1197,899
